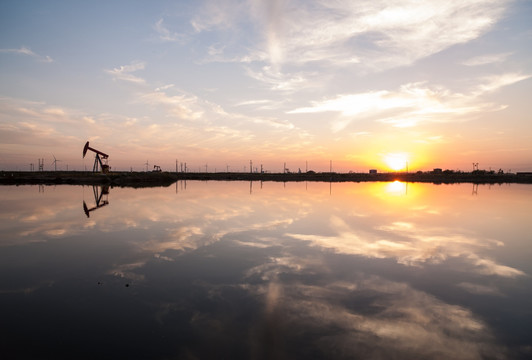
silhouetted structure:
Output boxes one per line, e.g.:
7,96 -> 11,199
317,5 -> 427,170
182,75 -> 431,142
51,154 -> 61,171
83,141 -> 109,173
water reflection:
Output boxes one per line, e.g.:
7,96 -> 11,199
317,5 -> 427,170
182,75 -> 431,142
0,182 -> 531,359
83,185 -> 109,217
385,180 -> 408,196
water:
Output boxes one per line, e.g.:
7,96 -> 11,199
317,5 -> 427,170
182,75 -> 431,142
1,181 -> 531,359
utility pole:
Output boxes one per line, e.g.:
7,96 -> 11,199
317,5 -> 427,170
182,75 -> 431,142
250,160 -> 253,174
330,160 -> 332,173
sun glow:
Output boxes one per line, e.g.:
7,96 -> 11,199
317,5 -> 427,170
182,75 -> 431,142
384,153 -> 409,171
385,181 -> 408,196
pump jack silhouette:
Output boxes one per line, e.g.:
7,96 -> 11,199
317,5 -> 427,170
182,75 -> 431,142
83,141 -> 109,173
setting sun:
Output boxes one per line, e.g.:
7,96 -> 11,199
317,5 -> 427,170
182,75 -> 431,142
384,153 -> 409,171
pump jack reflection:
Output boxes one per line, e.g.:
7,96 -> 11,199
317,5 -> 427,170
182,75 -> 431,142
83,185 -> 109,217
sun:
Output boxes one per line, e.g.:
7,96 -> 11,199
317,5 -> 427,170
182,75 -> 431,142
384,153 -> 409,171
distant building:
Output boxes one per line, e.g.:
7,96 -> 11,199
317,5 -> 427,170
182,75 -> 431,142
369,169 -> 377,174
433,168 -> 442,174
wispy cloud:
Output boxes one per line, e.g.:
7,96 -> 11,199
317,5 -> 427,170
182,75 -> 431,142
234,99 -> 273,107
154,84 -> 174,92
153,19 -> 186,43
288,74 -> 529,131
194,0 -> 507,71
139,91 -> 204,120
244,271 -> 503,359
189,0 -> 509,93
125,70 -> 301,135
474,73 -> 531,94
0,88 -> 306,169
245,66 -> 313,92
105,61 -> 146,84
190,0 -> 248,33
462,52 -> 513,66
457,282 -> 503,296
0,46 -> 53,62
287,216 -> 525,278
233,98 -> 288,111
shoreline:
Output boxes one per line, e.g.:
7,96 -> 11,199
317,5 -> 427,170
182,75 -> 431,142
2,170 -> 532,187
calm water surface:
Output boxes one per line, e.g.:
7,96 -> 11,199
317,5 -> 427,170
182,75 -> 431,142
1,181 -> 531,359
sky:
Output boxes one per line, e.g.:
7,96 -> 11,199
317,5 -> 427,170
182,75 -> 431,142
1,0 -> 531,173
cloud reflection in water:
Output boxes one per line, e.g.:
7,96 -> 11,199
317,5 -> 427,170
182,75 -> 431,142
248,273 -> 503,359
0,182 -> 531,359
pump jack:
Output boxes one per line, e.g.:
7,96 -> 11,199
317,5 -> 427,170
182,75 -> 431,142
83,141 -> 110,173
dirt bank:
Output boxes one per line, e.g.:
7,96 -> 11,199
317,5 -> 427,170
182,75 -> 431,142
2,170 -> 531,187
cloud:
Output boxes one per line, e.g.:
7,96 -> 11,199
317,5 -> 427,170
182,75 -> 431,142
188,0 -> 510,92
288,84 -> 463,131
195,0 -> 507,72
462,52 -> 513,66
0,46 -> 54,62
245,271 -> 504,359
139,91 -> 204,120
234,99 -> 274,107
207,44 -> 225,57
105,61 -> 146,84
0,96 -> 154,167
467,255 -> 525,278
141,226 -> 212,254
190,0 -> 248,33
0,97 -> 85,150
104,61 -> 302,136
287,216 -> 525,278
457,282 -> 503,296
245,66 -> 316,92
288,75 -> 528,131
474,73 -> 531,94
1,50 -> 310,168
153,19 -> 186,43
154,84 -> 175,92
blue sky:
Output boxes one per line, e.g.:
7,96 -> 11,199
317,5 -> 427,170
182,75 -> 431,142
1,0 -> 531,172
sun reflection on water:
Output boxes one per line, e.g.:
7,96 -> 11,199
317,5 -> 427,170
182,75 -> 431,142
385,180 -> 408,196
